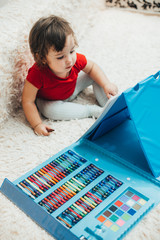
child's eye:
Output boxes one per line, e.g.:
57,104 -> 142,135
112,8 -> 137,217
70,50 -> 75,54
57,56 -> 64,60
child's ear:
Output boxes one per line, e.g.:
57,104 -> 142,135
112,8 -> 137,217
41,55 -> 47,65
42,58 -> 47,65
35,53 -> 46,65
35,52 -> 39,59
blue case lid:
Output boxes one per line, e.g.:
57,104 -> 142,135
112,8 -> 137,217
83,71 -> 160,178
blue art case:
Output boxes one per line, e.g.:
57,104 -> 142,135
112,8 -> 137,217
1,71 -> 160,240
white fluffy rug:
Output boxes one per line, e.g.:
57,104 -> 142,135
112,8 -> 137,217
0,0 -> 160,240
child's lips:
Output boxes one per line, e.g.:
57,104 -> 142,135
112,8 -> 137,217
66,65 -> 72,69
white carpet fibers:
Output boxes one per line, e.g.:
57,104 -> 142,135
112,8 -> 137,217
0,1 -> 160,240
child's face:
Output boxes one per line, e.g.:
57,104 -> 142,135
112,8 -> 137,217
45,34 -> 77,78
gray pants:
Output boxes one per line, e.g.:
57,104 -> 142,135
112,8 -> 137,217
36,72 -> 108,120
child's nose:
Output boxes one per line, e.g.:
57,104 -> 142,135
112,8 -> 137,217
66,55 -> 72,64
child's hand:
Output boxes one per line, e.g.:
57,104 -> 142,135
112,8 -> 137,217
103,82 -> 118,99
34,123 -> 54,136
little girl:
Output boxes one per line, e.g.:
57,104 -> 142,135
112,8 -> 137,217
22,15 -> 118,136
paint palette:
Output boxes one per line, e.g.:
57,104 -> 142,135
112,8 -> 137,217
96,187 -> 152,238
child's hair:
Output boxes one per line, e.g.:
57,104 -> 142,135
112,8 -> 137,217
29,15 -> 78,66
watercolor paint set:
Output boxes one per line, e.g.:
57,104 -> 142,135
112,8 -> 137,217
96,187 -> 151,238
1,71 -> 160,240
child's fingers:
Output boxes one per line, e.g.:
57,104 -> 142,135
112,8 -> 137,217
107,93 -> 111,99
43,126 -> 55,135
34,124 -> 55,136
34,127 -> 49,136
34,130 -> 48,136
34,131 -> 39,136
43,131 -> 50,136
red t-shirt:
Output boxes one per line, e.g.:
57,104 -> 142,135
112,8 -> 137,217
26,53 -> 87,100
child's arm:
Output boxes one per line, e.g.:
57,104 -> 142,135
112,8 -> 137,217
83,59 -> 118,99
22,80 -> 54,136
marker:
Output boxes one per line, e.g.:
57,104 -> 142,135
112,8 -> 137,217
68,207 -> 82,219
54,190 -> 69,201
65,182 -> 77,194
38,170 -> 56,185
57,216 -> 72,228
49,163 -> 66,178
47,128 -> 54,132
72,177 -> 86,187
70,205 -> 84,217
25,178 -> 43,194
78,199 -> 92,211
62,212 -> 77,224
86,193 -> 100,204
28,177 -> 45,191
108,175 -> 123,185
44,198 -> 58,209
67,180 -> 81,192
41,168 -> 58,183
76,201 -> 90,213
33,174 -> 51,188
39,201 -> 52,213
42,199 -> 55,211
84,195 -> 97,206
57,187 -> 72,199
23,180 -> 41,196
47,196 -> 60,207
73,203 -> 87,215
82,196 -> 96,208
59,186 -> 74,197
65,209 -> 80,222
17,184 -> 35,199
68,150 -> 87,163
87,191 -> 102,202
43,167 -> 61,181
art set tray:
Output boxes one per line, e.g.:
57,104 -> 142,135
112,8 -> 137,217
1,71 -> 160,240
